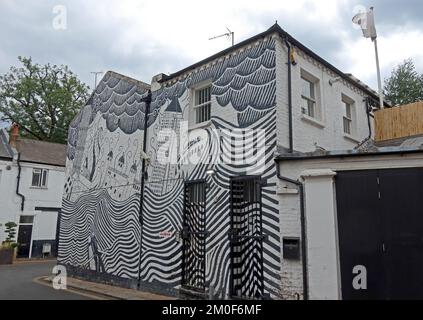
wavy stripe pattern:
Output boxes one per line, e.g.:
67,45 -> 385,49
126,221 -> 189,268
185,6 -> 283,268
59,35 -> 281,298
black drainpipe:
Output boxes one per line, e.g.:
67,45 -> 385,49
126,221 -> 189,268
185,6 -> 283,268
137,90 -> 152,289
16,153 -> 25,211
285,37 -> 294,153
275,161 -> 308,300
365,97 -> 373,140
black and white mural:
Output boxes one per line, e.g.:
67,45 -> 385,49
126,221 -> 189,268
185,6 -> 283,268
59,35 -> 281,298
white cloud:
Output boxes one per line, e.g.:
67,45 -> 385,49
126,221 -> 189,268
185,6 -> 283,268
337,27 -> 423,88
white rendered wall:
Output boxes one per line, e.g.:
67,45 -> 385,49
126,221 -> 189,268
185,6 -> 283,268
0,159 -> 64,247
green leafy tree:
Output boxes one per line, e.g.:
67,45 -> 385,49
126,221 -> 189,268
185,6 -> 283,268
0,56 -> 90,143
2,222 -> 18,249
384,59 -> 423,106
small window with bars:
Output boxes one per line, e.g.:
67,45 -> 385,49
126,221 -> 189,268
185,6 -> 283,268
193,86 -> 211,125
32,168 -> 48,188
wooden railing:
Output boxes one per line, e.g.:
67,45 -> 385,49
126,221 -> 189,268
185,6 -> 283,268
374,101 -> 423,142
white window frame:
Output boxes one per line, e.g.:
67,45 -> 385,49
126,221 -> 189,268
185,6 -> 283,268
31,168 -> 48,188
191,83 -> 212,128
301,77 -> 317,118
300,69 -> 323,125
342,94 -> 356,138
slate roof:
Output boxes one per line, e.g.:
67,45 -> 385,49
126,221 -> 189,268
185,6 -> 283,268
275,136 -> 423,161
0,129 -> 13,159
15,139 -> 67,167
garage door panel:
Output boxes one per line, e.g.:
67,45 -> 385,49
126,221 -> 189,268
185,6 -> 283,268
336,170 -> 386,300
336,167 -> 423,300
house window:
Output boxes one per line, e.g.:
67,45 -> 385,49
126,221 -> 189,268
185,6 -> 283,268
342,95 -> 355,136
32,168 -> 48,188
301,77 -> 316,118
193,86 -> 211,124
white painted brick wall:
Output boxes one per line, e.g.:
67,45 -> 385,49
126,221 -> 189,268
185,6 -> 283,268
278,192 -> 304,299
275,36 -> 373,153
274,34 -> 376,299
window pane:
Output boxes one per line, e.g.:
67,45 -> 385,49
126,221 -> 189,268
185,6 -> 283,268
32,170 -> 41,187
308,100 -> 315,118
42,170 -> 48,187
19,215 -> 34,224
343,117 -> 352,134
301,78 -> 314,99
345,102 -> 352,118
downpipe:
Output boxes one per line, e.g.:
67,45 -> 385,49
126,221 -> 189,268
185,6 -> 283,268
275,161 -> 308,300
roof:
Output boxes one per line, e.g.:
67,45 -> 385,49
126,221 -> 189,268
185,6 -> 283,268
275,136 -> 423,162
15,139 -> 67,167
374,134 -> 423,148
159,23 -> 389,106
0,129 -> 13,160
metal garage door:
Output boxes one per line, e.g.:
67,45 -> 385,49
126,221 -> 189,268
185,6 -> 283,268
336,168 -> 423,300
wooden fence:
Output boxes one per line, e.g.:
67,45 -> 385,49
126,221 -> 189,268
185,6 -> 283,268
374,101 -> 423,142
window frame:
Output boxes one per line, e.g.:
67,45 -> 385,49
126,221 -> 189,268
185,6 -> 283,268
300,69 -> 322,123
191,83 -> 212,127
341,94 -> 356,137
31,168 -> 49,188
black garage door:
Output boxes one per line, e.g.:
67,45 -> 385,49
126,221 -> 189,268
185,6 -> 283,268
336,168 -> 423,300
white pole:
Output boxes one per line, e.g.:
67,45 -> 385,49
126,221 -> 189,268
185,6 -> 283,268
370,6 -> 384,109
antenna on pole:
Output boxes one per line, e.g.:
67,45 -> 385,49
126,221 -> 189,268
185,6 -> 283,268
90,71 -> 103,89
209,27 -> 234,46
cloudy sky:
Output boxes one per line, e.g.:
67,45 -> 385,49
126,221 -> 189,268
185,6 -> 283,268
1,0 -> 422,91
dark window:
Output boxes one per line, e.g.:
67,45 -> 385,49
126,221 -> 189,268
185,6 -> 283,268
32,169 -> 48,188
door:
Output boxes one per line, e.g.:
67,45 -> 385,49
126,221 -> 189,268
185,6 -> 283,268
181,181 -> 207,291
17,225 -> 33,258
229,176 -> 264,299
379,168 -> 423,299
336,170 -> 386,299
336,168 -> 423,300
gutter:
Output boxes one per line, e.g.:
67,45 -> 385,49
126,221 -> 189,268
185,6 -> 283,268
16,152 -> 25,211
275,162 -> 308,300
137,90 -> 152,289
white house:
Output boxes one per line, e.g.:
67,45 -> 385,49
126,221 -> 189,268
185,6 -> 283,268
0,126 -> 66,259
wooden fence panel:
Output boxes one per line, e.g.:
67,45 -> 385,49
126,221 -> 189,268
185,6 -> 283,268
375,102 -> 423,142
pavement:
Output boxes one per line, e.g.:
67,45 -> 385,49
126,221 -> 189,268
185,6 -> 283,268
0,259 -> 176,300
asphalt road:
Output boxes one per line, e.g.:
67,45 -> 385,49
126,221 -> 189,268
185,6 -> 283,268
0,260 -> 92,300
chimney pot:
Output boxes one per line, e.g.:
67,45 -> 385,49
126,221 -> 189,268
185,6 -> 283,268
9,123 -> 20,148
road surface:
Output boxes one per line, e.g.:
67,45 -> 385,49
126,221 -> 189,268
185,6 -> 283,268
0,260 -> 92,300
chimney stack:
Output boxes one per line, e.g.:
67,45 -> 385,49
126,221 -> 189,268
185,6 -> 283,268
9,123 -> 20,149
